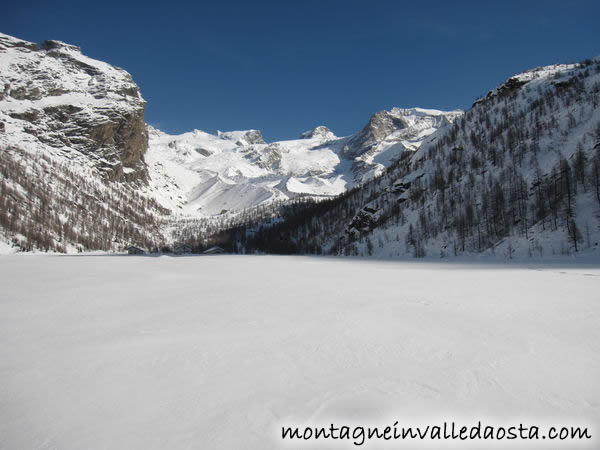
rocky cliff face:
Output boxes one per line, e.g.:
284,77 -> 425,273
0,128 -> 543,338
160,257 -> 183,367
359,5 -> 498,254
0,33 -> 148,182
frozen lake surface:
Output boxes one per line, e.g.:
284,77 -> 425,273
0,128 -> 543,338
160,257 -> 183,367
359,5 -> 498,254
0,255 -> 599,448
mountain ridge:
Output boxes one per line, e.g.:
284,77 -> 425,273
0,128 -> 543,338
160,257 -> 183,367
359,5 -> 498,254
144,107 -> 461,217
1,31 -> 598,258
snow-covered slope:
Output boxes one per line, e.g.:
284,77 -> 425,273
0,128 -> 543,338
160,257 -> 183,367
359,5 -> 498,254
145,108 -> 461,217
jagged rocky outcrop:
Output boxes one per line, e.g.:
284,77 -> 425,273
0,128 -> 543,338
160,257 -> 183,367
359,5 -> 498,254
0,32 -> 148,182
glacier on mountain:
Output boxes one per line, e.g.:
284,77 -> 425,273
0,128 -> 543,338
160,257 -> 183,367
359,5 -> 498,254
145,108 -> 462,217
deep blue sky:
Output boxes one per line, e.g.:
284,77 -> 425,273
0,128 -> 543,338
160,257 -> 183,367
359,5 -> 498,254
2,1 -> 599,141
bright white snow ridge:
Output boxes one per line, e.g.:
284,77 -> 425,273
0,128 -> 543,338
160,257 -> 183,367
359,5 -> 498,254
145,107 -> 461,217
0,255 -> 598,449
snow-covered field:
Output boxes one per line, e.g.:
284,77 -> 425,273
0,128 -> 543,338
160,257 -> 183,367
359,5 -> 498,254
0,255 -> 599,449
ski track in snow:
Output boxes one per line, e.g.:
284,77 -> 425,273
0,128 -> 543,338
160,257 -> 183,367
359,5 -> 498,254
0,255 -> 599,449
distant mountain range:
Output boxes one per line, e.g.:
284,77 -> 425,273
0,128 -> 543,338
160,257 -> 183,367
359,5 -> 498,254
1,31 -> 598,258
144,107 -> 461,216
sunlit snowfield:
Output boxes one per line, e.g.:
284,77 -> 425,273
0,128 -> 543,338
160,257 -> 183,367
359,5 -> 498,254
1,255 -> 599,449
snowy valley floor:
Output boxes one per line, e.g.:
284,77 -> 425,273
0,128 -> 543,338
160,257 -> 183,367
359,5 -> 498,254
0,255 -> 599,449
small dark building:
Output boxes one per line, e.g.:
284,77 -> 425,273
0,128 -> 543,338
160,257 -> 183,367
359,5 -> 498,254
127,246 -> 145,255
203,246 -> 225,255
174,244 -> 193,255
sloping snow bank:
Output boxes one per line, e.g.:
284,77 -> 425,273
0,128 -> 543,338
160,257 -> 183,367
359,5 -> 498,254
0,255 -> 598,449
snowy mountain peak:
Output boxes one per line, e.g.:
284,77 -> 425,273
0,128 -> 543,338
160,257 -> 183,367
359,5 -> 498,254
343,107 -> 463,159
217,129 -> 266,145
300,125 -> 335,140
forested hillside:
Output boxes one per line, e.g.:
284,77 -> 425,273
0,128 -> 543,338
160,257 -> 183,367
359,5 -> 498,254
0,147 -> 167,252
203,59 -> 600,258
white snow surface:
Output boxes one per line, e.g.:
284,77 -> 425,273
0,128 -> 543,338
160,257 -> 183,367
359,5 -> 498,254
0,255 -> 598,449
